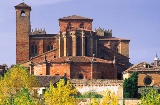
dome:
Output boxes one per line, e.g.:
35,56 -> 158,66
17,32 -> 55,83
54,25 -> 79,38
154,55 -> 159,61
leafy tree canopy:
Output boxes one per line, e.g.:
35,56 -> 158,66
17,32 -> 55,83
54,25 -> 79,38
0,65 -> 38,104
139,88 -> 160,105
44,79 -> 77,105
123,72 -> 138,98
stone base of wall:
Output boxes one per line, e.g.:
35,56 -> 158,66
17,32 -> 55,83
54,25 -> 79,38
119,99 -> 141,105
77,98 -> 141,105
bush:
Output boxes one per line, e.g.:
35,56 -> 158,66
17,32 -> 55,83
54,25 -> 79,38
75,91 -> 103,98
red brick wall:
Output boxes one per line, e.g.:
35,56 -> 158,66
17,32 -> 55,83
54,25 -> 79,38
59,20 -> 92,32
16,9 -> 30,64
31,61 -> 118,79
50,63 -> 70,78
29,38 -> 57,56
70,62 -> 91,79
33,63 -> 46,75
95,63 -> 117,79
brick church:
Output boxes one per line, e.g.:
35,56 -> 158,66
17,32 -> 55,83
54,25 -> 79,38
15,2 -> 130,80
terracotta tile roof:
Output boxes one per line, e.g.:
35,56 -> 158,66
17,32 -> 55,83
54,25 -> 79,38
35,75 -> 63,87
50,56 -> 113,63
15,2 -> 31,10
59,15 -> 93,20
123,62 -> 160,73
99,37 -> 130,41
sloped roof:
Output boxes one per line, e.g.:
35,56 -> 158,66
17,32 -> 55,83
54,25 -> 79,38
15,2 -> 31,10
35,75 -> 63,87
50,56 -> 113,63
123,62 -> 160,73
59,15 -> 93,20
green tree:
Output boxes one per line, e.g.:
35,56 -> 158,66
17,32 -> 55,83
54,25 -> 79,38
123,72 -> 138,98
0,65 -> 38,104
75,91 -> 103,98
139,88 -> 160,105
44,79 -> 77,105
14,88 -> 35,105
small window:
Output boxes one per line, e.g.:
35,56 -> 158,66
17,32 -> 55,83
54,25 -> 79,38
100,57 -> 104,59
101,76 -> 104,79
21,10 -> 25,16
78,73 -> 84,79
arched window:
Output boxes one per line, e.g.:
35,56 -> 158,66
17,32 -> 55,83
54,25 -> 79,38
31,42 -> 37,54
85,37 -> 88,56
21,10 -> 25,16
79,22 -> 84,28
47,42 -> 55,51
69,36 -> 72,56
114,46 -> 118,53
76,36 -> 81,56
67,22 -> 71,30
112,43 -> 118,53
78,73 -> 84,79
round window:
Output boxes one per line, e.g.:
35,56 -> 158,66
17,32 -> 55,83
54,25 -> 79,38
144,76 -> 152,85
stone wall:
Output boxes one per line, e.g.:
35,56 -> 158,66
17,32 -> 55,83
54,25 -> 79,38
119,99 -> 141,105
70,79 -> 123,99
77,98 -> 140,105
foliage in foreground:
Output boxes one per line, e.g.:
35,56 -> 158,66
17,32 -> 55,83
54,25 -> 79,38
89,98 -> 100,105
123,72 -> 138,98
13,88 -> 35,105
44,79 -> 78,105
101,89 -> 119,105
139,88 -> 160,105
0,65 -> 38,104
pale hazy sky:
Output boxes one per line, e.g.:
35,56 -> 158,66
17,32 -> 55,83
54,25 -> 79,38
0,0 -> 160,66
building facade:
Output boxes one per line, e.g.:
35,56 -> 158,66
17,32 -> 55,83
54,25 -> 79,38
15,2 -> 130,80
123,55 -> 160,86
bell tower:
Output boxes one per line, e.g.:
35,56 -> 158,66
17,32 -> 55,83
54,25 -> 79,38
15,2 -> 31,64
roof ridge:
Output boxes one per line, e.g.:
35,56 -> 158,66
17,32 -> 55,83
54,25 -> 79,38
15,2 -> 31,10
59,15 -> 93,20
